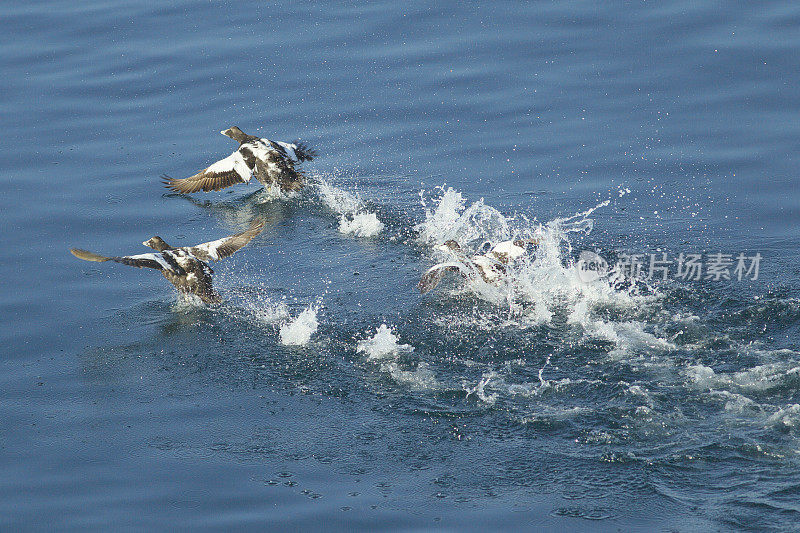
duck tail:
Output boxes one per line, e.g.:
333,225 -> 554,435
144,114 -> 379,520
292,141 -> 317,162
70,248 -> 112,262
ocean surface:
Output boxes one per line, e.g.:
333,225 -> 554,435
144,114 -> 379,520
2,1 -> 800,531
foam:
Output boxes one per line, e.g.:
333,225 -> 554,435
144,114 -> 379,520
767,404 -> 800,431
708,390 -> 759,413
686,362 -> 800,392
382,361 -> 439,390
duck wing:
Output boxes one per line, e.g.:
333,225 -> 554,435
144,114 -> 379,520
163,149 -> 253,193
418,262 -> 473,293
288,140 -> 316,162
185,218 -> 266,261
70,249 -> 185,274
262,139 -> 316,164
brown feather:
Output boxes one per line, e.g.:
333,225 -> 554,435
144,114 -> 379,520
187,218 -> 266,261
162,168 -> 246,193
70,248 -> 111,262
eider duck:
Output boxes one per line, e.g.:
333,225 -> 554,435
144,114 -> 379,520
70,218 -> 266,304
163,126 -> 316,194
418,238 -> 539,294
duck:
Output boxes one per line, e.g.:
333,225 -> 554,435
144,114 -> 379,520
162,126 -> 316,194
70,218 -> 266,304
418,238 -> 539,294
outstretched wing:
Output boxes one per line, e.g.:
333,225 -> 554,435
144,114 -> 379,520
163,150 -> 253,193
290,140 -> 316,162
418,262 -> 472,293
186,218 -> 266,261
265,139 -> 316,163
70,249 -> 182,273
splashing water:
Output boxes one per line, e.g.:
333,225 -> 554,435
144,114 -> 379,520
253,183 -> 300,203
382,361 -> 439,391
314,176 -> 384,237
169,292 -> 207,311
357,324 -> 437,389
279,305 -> 320,346
463,371 -> 500,405
244,298 -> 290,327
415,186 -> 664,359
415,186 -> 510,248
338,212 -> 384,238
357,324 -> 414,361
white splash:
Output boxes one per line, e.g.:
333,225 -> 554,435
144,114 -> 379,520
213,280 -> 291,327
414,186 -> 665,359
279,305 -> 319,346
357,324 -> 414,361
315,177 -> 384,237
357,324 -> 437,389
415,186 -> 510,248
338,212 -> 384,237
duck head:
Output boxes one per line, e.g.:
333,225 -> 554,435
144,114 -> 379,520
143,236 -> 171,251
436,240 -> 461,253
220,126 -> 248,143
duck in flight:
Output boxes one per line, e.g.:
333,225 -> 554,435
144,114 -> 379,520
418,238 -> 540,294
163,126 -> 316,194
70,218 -> 266,304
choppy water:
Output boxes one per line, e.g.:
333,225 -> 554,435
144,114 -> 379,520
2,1 -> 800,531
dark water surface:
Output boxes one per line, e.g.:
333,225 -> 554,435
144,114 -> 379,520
2,1 -> 800,531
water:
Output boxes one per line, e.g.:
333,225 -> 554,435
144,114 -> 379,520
2,1 -> 799,530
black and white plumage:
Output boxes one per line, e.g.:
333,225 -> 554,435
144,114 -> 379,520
418,238 -> 539,294
70,218 -> 266,304
162,126 -> 316,194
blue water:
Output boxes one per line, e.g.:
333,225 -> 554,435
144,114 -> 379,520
2,1 -> 800,530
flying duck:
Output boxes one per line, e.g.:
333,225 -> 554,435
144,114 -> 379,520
70,218 -> 266,304
418,238 -> 540,294
163,126 -> 316,194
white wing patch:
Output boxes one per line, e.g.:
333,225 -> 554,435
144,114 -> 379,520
275,141 -> 298,161
126,253 -> 176,272
191,237 -> 227,261
471,255 -> 503,282
425,261 -> 474,278
489,240 -> 526,262
207,151 -> 253,182
253,138 -> 299,162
